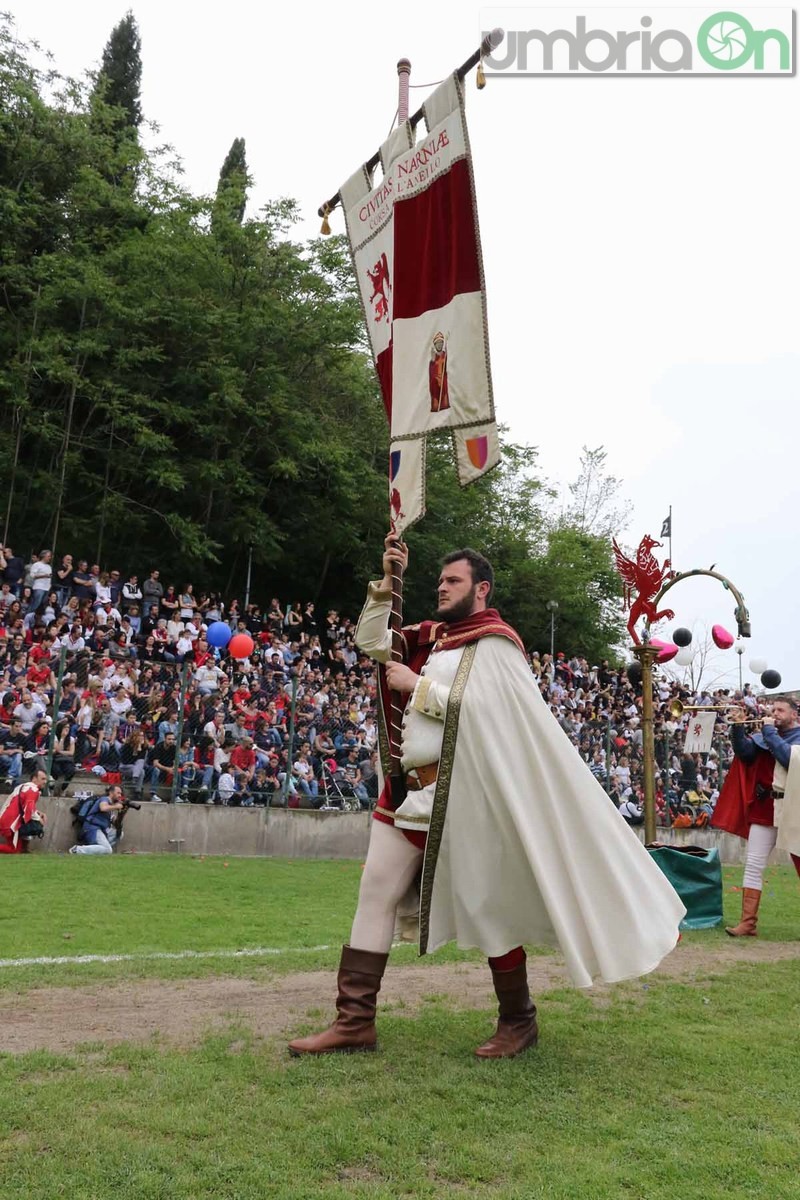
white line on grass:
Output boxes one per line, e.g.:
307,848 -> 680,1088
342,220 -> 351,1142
0,945 -> 334,969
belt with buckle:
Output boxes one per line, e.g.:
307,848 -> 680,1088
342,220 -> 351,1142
405,762 -> 439,791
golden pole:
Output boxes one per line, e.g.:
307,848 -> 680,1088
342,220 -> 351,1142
633,643 -> 659,844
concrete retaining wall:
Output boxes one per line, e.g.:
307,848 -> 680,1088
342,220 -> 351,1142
33,798 -> 795,865
39,798 -> 372,859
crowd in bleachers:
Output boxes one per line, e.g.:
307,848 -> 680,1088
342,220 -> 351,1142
0,544 -> 758,823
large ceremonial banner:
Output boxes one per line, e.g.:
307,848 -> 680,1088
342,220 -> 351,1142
340,74 -> 499,535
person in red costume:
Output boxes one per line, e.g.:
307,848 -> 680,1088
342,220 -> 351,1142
713,699 -> 800,936
0,767 -> 48,854
288,537 -> 684,1061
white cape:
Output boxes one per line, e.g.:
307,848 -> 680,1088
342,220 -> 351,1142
420,636 -> 686,988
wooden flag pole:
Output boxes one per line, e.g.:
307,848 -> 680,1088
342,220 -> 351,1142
386,58 -> 413,805
388,536 -> 407,804
317,29 -> 504,220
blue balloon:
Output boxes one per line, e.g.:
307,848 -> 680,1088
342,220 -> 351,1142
206,621 -> 232,648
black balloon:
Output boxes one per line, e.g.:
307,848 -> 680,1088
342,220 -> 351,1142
626,661 -> 642,685
673,627 -> 692,647
761,669 -> 782,690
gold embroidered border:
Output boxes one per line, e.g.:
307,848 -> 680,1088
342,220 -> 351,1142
435,624 -> 525,655
418,640 -> 477,955
376,677 -> 392,781
411,677 -> 433,714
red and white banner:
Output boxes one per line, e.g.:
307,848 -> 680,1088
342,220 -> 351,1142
340,74 -> 499,535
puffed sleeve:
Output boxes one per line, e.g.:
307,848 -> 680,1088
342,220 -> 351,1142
354,581 -> 393,663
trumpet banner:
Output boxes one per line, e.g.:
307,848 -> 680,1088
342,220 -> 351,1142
683,711 -> 716,755
340,74 -> 499,536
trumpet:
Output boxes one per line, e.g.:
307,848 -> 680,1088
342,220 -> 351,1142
667,699 -> 767,727
668,700 -> 731,718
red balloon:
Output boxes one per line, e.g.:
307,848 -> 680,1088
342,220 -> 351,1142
656,642 -> 679,663
228,633 -> 255,659
711,624 -> 734,650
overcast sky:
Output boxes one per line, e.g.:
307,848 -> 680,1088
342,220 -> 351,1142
11,1 -> 799,688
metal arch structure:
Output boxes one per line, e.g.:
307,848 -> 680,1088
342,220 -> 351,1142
652,568 -> 751,640
635,565 -> 751,843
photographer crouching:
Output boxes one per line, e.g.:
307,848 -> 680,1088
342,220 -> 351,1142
69,785 -> 139,855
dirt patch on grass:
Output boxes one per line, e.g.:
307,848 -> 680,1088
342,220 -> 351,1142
2,939 -> 798,1055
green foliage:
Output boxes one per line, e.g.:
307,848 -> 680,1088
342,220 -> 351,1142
0,15 -> 625,661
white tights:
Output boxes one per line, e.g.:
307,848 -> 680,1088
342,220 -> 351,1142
350,819 -> 424,954
742,824 -> 778,890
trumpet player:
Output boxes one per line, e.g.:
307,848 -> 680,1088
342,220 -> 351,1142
713,698 -> 800,935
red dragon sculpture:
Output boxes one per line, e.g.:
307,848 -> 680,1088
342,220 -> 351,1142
612,534 -> 674,645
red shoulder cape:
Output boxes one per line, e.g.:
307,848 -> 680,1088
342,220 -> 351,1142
712,752 -> 776,840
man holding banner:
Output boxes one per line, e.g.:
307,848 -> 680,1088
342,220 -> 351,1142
293,52 -> 684,1061
288,537 -> 686,1060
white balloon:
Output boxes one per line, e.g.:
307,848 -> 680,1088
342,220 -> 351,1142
675,647 -> 695,667
749,658 -> 768,674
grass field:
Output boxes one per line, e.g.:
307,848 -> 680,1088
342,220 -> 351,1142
1,856 -> 799,1199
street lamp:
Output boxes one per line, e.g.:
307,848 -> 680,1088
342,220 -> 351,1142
546,599 -> 559,660
734,638 -> 746,692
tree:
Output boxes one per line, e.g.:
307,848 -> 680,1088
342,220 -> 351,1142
662,623 -> 738,694
0,16 -> 628,666
213,137 -> 249,227
561,445 -> 631,539
91,11 -> 142,135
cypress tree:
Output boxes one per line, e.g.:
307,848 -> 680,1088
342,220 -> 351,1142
93,10 -> 143,135
214,137 -> 249,225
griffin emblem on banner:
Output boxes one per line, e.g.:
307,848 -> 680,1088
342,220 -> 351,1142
612,534 -> 675,645
366,253 -> 391,323
390,486 -> 405,532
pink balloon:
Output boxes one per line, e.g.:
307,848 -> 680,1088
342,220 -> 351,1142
656,642 -> 679,663
711,624 -> 734,650
649,638 -> 666,649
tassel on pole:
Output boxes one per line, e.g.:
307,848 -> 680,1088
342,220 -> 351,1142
476,58 -> 486,89
320,203 -> 332,236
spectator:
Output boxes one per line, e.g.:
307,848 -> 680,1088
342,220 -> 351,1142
55,554 -> 74,607
217,761 -> 235,806
0,718 -> 26,786
29,550 -> 53,608
146,731 -> 176,801
229,736 -> 256,785
141,570 -> 164,612
619,791 -> 644,825
14,689 -> 46,734
51,719 -> 77,793
122,575 -> 143,612
179,585 -> 195,620
72,560 -> 95,602
1,545 -> 26,595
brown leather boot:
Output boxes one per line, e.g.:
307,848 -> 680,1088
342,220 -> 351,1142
725,887 -> 761,937
474,958 -> 539,1060
288,945 -> 389,1056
